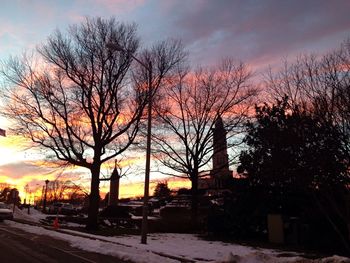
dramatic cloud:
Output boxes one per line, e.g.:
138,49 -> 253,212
152,0 -> 350,69
2,1 -> 349,68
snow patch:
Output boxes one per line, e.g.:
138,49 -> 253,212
5,220 -> 350,263
13,206 -> 46,223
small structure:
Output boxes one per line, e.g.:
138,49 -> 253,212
268,214 -> 284,244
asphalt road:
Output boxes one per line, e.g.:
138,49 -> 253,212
0,222 -> 129,263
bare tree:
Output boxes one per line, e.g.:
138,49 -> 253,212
266,39 -> 350,143
47,179 -> 88,203
0,183 -> 11,193
0,17 -> 145,230
1,17 -> 186,230
66,181 -> 89,204
47,180 -> 68,202
152,59 -> 255,218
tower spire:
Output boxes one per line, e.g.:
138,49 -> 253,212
210,115 -> 232,188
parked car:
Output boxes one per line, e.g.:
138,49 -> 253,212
48,202 -> 76,215
0,202 -> 13,221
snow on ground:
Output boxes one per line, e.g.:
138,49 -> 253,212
6,221 -> 178,263
62,230 -> 297,262
13,206 -> 47,223
7,211 -> 350,263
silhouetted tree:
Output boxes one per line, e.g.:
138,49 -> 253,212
46,179 -> 87,203
153,181 -> 171,200
66,183 -> 88,204
152,59 -> 255,221
264,42 -> 350,250
0,187 -> 20,205
0,187 -> 11,203
0,183 -> 11,194
237,98 -> 350,250
267,39 -> 350,158
0,17 -> 184,229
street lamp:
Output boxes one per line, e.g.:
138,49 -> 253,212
107,42 -> 152,244
42,179 -> 49,213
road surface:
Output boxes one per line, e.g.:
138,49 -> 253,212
0,222 -> 129,263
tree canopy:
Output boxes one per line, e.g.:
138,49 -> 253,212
0,17 -> 185,229
237,97 -> 350,251
238,98 -> 349,195
153,181 -> 171,200
151,59 -> 255,218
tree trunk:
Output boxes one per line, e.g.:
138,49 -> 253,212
191,174 -> 199,229
86,164 -> 101,230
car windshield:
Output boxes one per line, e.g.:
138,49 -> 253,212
0,203 -> 8,209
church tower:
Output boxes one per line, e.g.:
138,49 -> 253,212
210,116 -> 232,188
108,167 -> 120,206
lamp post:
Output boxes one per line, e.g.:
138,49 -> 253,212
42,179 -> 49,213
140,61 -> 153,244
106,43 -> 152,244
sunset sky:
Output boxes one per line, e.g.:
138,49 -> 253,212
0,0 -> 349,200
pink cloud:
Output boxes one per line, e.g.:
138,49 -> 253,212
85,0 -> 145,14
154,0 -> 350,69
